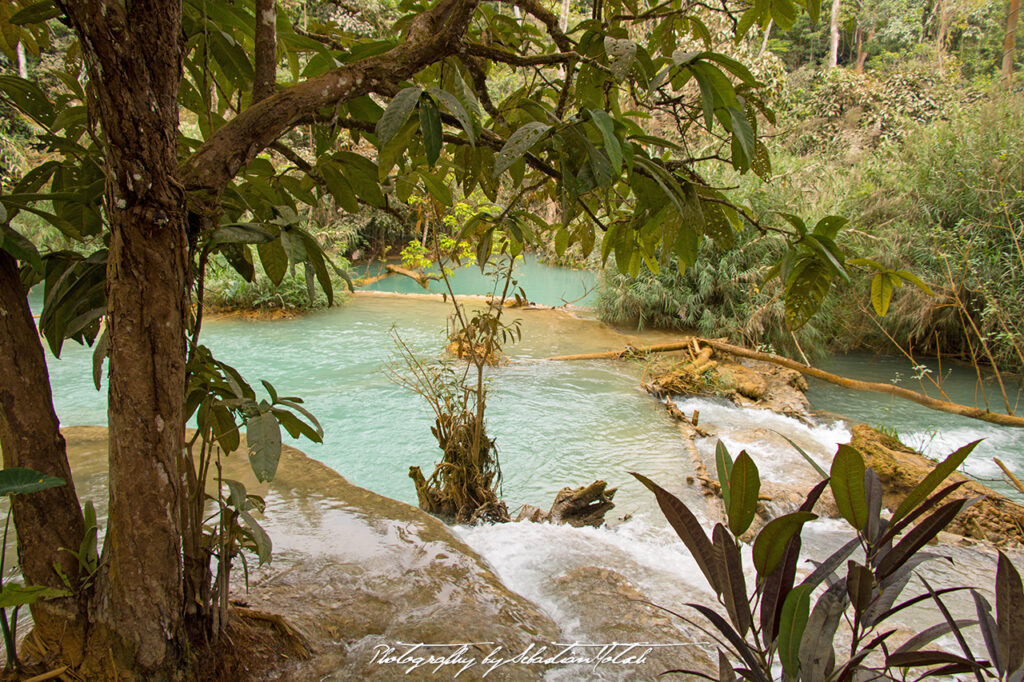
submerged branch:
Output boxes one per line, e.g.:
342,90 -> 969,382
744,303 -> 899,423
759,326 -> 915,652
545,337 -> 1024,429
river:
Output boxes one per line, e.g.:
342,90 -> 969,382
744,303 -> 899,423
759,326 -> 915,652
30,260 -> 1024,676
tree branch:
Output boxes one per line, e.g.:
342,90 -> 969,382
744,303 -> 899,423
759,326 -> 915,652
181,0 -> 480,211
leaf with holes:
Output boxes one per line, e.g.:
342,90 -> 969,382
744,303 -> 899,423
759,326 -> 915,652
494,122 -> 551,178
427,87 -> 476,145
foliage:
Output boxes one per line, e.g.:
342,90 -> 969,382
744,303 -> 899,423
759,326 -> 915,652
0,468 -> 70,670
181,345 -> 324,635
597,225 -> 836,359
843,92 -> 1024,372
635,437 -> 1024,680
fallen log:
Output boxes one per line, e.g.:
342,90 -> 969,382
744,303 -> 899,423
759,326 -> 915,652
546,341 -> 691,362
385,264 -> 439,289
514,480 -> 617,528
546,336 -> 1024,429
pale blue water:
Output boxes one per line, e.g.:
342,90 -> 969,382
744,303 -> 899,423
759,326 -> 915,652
355,253 -> 597,307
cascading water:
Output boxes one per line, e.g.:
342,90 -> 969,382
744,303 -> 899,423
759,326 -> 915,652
33,261 -> 1024,675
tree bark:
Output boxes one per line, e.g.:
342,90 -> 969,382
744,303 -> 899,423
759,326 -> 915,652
0,252 -> 87,663
63,0 -> 188,673
829,0 -> 842,68
936,0 -> 950,71
1004,0 -> 1021,88
854,27 -> 874,72
253,0 -> 277,103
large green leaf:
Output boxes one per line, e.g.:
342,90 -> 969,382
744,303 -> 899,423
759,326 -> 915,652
778,584 -> 812,678
870,272 -> 895,316
494,122 -> 551,178
752,512 -> 817,577
0,467 -> 65,496
246,411 -> 282,483
427,87 -> 476,145
588,109 -> 622,174
419,95 -> 442,168
727,451 -> 760,537
0,223 -> 43,273
784,254 -> 833,329
0,75 -> 55,127
891,439 -> 980,524
0,583 -> 70,609
830,444 -> 868,531
257,238 -> 288,287
376,86 -> 423,147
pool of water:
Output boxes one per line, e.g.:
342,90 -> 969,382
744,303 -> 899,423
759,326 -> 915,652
354,253 -> 598,307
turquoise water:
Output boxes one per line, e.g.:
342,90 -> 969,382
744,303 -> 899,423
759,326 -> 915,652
807,353 -> 1024,484
39,294 -> 686,512
354,253 -> 598,307
33,274 -> 1024,508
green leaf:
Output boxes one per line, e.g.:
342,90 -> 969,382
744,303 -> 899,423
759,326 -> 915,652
715,440 -> 734,510
778,584 -> 812,677
92,327 -> 108,391
9,1 -> 61,25
895,269 -> 935,296
419,96 -> 443,168
830,444 -> 868,531
246,411 -> 281,483
785,255 -> 832,329
0,467 -> 65,496
554,227 -> 569,257
336,152 -> 385,208
892,440 -> 981,524
376,86 -> 423,147
210,223 -> 277,245
211,404 -> 241,453
870,272 -> 894,316
494,122 -> 551,178
0,223 -> 43,273
239,509 -> 273,564
0,75 -> 56,127
589,109 -> 622,174
752,512 -> 817,577
427,87 -> 476,145
319,162 -> 359,213
0,583 -> 71,609
419,169 -> 452,206
257,238 -> 289,287
727,451 -> 760,537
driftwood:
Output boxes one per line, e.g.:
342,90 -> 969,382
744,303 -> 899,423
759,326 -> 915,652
515,480 -> 617,528
385,264 -> 439,289
547,336 -> 1024,429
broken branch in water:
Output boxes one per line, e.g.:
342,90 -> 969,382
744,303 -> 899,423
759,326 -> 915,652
545,336 -> 1024,429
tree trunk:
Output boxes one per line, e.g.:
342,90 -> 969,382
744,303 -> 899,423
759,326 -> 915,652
936,0 -> 950,71
1005,0 -> 1021,88
829,0 -> 842,68
253,0 -> 277,103
0,252 -> 87,663
855,27 -> 874,72
15,41 -> 27,79
63,1 -> 188,674
758,18 -> 774,59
